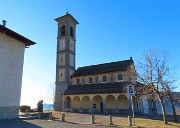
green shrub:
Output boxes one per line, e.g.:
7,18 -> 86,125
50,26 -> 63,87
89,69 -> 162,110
20,105 -> 31,112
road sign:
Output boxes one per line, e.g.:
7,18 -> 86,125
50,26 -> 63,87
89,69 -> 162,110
128,84 -> 136,126
127,85 -> 135,96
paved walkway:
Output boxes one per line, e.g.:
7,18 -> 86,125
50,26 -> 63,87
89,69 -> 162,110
0,119 -> 126,128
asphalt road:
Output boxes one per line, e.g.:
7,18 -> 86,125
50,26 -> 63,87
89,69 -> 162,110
0,119 -> 125,128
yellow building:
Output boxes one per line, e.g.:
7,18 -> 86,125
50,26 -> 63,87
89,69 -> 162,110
54,13 -> 144,114
63,58 -> 143,114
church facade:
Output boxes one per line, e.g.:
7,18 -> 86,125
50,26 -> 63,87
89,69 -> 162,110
54,13 -> 144,114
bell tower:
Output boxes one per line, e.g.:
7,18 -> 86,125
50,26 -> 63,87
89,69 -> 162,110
54,13 -> 79,111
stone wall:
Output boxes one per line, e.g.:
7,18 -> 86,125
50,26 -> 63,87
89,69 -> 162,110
0,106 -> 19,119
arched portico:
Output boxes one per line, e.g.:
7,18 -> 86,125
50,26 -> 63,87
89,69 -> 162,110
106,95 -> 116,109
72,96 -> 81,109
63,93 -> 134,114
117,94 -> 128,109
105,95 -> 116,113
93,95 -> 103,113
82,96 -> 90,112
82,96 -> 90,109
64,96 -> 72,111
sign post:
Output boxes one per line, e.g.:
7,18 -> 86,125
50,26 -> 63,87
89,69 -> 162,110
127,85 -> 135,126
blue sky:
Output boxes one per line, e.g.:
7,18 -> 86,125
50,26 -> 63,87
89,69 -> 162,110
1,0 -> 180,107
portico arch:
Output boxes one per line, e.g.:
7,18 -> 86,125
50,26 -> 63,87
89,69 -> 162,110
72,96 -> 81,109
64,96 -> 72,109
106,95 -> 116,109
117,94 -> 128,109
82,96 -> 90,109
93,95 -> 103,112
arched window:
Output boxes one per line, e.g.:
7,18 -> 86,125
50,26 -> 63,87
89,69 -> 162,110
61,25 -> 65,36
70,26 -> 73,37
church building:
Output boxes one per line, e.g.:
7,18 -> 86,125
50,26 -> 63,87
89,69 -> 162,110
54,13 -> 144,114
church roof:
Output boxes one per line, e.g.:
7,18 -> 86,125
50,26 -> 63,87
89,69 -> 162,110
64,82 -> 129,95
71,58 -> 134,77
0,24 -> 36,47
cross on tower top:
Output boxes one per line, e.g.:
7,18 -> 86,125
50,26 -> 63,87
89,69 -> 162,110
66,9 -> 69,15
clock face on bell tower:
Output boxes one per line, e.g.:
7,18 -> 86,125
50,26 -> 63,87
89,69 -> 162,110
59,39 -> 65,50
54,13 -> 79,111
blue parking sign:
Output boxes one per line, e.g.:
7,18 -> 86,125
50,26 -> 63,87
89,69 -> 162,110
127,85 -> 135,96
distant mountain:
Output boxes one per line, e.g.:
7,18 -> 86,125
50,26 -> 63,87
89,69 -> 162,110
43,103 -> 53,110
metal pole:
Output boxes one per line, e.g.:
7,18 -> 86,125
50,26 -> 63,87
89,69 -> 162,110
131,96 -> 135,126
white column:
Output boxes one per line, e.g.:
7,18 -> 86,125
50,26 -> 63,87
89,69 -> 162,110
70,96 -> 73,112
90,97 -> 93,113
116,99 -> 118,112
80,97 -> 82,112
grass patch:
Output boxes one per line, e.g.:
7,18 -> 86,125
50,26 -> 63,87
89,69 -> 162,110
134,118 -> 180,128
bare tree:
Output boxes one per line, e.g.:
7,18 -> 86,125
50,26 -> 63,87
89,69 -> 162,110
45,83 -> 55,104
137,47 -> 175,124
164,85 -> 180,122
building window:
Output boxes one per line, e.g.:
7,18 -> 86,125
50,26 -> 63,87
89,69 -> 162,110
76,79 -> 80,85
61,25 -> 65,36
70,26 -> 73,37
89,77 -> 93,83
118,74 -> 123,80
102,76 -> 107,82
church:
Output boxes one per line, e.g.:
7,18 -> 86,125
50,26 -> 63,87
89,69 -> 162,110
54,13 -> 145,114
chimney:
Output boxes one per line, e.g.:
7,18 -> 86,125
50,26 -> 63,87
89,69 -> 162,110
130,57 -> 133,60
2,20 -> 7,27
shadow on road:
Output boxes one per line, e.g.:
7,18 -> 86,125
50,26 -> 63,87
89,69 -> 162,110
0,119 -> 42,128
